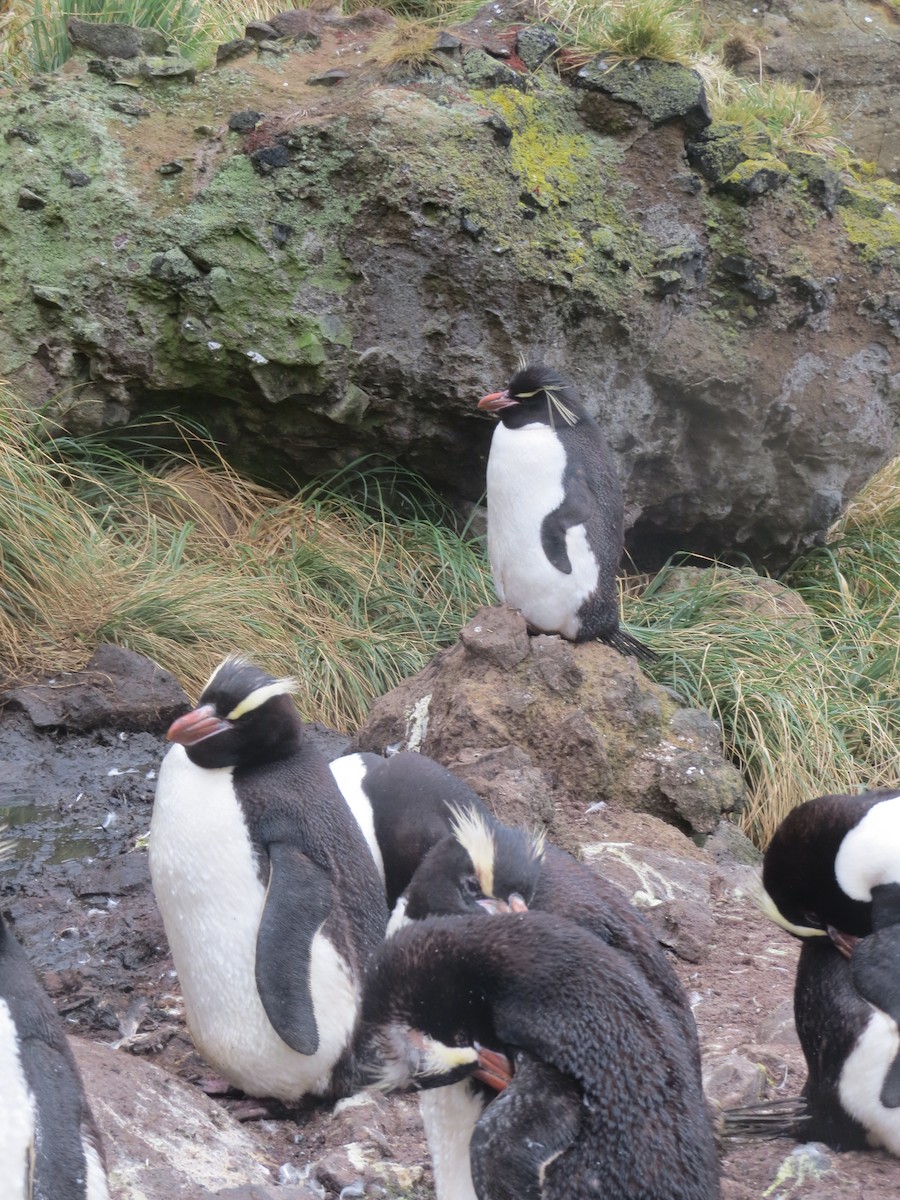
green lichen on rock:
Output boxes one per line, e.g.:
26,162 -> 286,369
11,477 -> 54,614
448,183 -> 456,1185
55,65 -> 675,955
573,57 -> 709,128
838,187 -> 900,266
720,156 -> 791,202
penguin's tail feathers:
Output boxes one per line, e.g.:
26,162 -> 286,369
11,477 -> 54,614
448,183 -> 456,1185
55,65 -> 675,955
604,628 -> 658,663
717,1096 -> 810,1143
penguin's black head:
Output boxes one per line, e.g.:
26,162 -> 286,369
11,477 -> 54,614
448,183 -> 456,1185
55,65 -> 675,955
478,363 -> 584,429
404,809 -> 544,921
167,656 -> 302,770
761,792 -> 883,941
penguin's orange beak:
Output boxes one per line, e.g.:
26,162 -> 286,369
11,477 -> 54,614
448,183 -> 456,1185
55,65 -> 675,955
472,1044 -> 513,1091
167,704 -> 232,746
477,893 -> 529,915
827,926 -> 860,960
478,389 -> 519,413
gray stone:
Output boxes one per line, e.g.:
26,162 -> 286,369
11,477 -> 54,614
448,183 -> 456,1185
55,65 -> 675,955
515,25 -> 559,70
139,56 -> 197,82
3,644 -> 188,733
67,17 -> 168,59
71,1040 -> 271,1196
703,1051 -> 768,1109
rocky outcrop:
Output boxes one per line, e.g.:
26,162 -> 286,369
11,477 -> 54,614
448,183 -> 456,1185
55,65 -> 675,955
0,10 -> 897,567
709,0 -> 900,182
353,604 -> 746,843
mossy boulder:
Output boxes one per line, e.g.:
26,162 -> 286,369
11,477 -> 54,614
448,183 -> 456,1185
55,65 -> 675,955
353,605 -> 746,844
0,10 -> 897,568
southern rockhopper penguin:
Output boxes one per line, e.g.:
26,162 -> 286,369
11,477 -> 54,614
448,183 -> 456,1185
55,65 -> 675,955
352,911 -> 721,1200
478,362 -> 654,661
0,889 -> 109,1200
149,656 -> 389,1103
762,788 -> 900,1154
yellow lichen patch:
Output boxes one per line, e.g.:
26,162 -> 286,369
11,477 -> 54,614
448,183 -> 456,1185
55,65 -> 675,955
477,88 -> 592,206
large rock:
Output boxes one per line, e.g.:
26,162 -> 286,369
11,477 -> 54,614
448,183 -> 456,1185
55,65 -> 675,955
353,605 -> 746,844
0,10 -> 897,567
71,1039 -> 273,1197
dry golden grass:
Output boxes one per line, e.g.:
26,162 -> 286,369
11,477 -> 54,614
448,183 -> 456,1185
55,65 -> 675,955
0,389 -> 490,729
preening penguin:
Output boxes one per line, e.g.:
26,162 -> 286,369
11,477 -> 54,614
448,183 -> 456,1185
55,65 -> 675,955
478,363 -> 653,660
402,808 -> 699,1054
0,898 -> 109,1200
355,912 -> 721,1200
149,656 -> 389,1102
395,810 -> 703,1200
762,789 -> 900,1154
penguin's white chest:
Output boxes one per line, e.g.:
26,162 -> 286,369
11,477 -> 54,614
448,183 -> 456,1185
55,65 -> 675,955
420,1081 -> 484,1200
486,422 -> 598,639
328,754 -> 386,882
0,1001 -> 36,1200
150,745 -> 358,1101
839,1007 -> 900,1154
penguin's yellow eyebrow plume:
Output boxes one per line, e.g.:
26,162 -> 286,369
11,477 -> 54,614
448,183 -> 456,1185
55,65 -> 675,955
226,678 -> 299,721
754,876 -> 827,939
201,654 -> 299,720
545,389 -> 578,427
449,806 -> 496,898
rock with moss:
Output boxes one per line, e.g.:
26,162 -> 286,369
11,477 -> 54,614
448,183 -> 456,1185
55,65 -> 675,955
0,16 -> 896,569
573,57 -> 710,131
67,17 -> 168,60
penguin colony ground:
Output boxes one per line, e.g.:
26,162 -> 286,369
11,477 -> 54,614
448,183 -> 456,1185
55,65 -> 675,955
762,789 -> 900,1156
7,362 -> 900,1199
478,363 -> 654,661
0,845 -> 110,1200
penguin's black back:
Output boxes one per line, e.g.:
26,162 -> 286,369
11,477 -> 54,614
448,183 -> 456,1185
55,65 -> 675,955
360,912 -> 720,1200
536,844 -> 700,1058
1,914 -> 104,1199
355,751 -> 493,908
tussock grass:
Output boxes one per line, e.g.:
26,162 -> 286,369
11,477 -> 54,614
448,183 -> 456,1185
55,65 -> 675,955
627,456 -> 900,846
0,0 -> 280,77
711,78 -> 839,156
549,0 -> 701,65
0,389 -> 490,730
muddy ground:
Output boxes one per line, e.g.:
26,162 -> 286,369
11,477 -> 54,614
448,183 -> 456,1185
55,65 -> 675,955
2,662 -> 900,1200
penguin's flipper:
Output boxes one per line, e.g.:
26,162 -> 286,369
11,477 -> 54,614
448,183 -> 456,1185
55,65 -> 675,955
540,470 -> 593,575
470,1053 -> 581,1200
256,843 -> 334,1056
849,925 -> 900,1108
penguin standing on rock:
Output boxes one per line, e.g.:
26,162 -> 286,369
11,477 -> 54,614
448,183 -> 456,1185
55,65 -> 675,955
150,656 -> 388,1103
0,861 -> 110,1199
354,912 -> 721,1200
761,788 -> 900,1154
478,363 -> 653,660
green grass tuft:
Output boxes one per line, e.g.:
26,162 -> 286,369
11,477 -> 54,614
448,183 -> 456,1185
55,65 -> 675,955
625,456 -> 900,846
